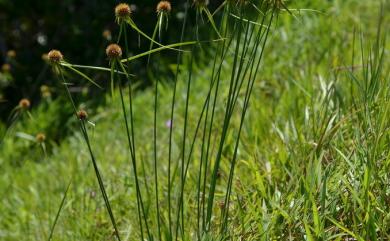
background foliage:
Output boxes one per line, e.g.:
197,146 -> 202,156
0,0 -> 223,120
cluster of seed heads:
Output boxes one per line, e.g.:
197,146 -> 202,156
42,2 -> 178,124
102,29 -> 112,41
217,201 -> 225,210
157,1 -> 172,13
2,64 -> 11,72
77,109 -> 88,120
19,98 -> 31,109
47,50 -> 63,64
115,3 -> 132,20
106,44 -> 123,59
7,50 -> 16,58
40,85 -> 51,98
36,133 -> 46,143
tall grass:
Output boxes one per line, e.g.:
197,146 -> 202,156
49,0 -> 279,240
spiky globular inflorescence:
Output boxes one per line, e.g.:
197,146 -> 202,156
217,201 -> 226,210
157,1 -> 172,14
40,85 -> 51,98
2,64 -> 11,72
115,3 -> 132,23
77,109 -> 88,120
7,50 -> 16,58
106,44 -> 123,60
36,133 -> 46,143
102,29 -> 112,41
47,50 -> 64,64
19,98 -> 31,109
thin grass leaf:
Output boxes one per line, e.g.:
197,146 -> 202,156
126,19 -> 185,52
60,63 -> 130,76
326,216 -> 364,241
63,64 -> 103,89
48,180 -> 72,241
230,14 -> 270,28
121,41 -> 197,63
202,8 -> 222,38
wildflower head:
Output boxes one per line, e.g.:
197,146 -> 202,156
193,0 -> 209,8
216,170 -> 222,178
2,64 -> 11,72
157,1 -> 172,14
47,50 -> 63,64
106,44 -> 122,60
40,85 -> 51,98
7,50 -> 16,58
19,98 -> 31,109
115,3 -> 132,21
90,190 -> 96,198
165,119 -> 172,128
36,133 -> 46,143
77,109 -> 88,120
217,201 -> 225,210
102,29 -> 112,41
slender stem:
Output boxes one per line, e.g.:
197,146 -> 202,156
58,67 -> 121,240
151,22 -> 162,241
222,6 -> 275,233
205,10 -> 245,229
116,62 -> 145,240
80,121 -> 122,241
47,180 -> 72,241
116,60 -> 152,240
174,42 -> 194,241
200,7 -> 238,231
168,0 -> 191,239
118,23 -> 153,239
153,73 -> 162,241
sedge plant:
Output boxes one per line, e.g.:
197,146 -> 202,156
48,0 -> 281,240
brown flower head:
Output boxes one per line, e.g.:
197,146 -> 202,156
7,50 -> 16,58
40,85 -> 50,93
2,64 -> 11,72
217,201 -> 225,210
40,85 -> 51,98
115,3 -> 132,20
157,1 -> 172,14
77,109 -> 88,120
106,44 -> 122,59
19,98 -> 31,109
47,50 -> 64,64
102,29 -> 112,41
36,133 -> 46,143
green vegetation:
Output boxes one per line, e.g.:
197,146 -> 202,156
0,0 -> 389,240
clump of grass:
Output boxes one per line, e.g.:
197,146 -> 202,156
42,0 -> 279,240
